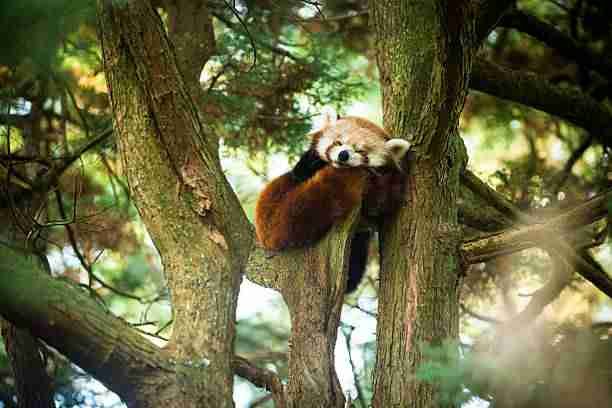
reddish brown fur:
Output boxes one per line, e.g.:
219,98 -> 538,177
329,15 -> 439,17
255,115 -> 407,251
256,167 -> 405,250
363,171 -> 406,218
255,166 -> 368,250
341,116 -> 391,141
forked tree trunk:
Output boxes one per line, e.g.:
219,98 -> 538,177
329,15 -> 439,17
369,2 -> 473,406
98,1 -> 252,406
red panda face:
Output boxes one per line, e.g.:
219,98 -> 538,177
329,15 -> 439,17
311,113 -> 411,170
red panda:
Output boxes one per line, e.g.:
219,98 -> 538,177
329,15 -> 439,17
255,112 -> 411,292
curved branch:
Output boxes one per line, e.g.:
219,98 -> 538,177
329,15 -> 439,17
32,127 -> 113,193
0,245 -> 177,406
551,133 -> 594,194
506,248 -> 572,327
470,58 -> 612,148
500,9 -> 612,82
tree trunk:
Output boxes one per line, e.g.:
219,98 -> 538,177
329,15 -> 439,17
98,1 -> 252,406
369,2 -> 473,406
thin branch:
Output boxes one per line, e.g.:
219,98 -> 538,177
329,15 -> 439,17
505,247 -> 572,327
461,169 -> 525,222
212,12 -> 302,63
54,190 -> 163,304
221,0 -> 257,72
551,133 -> 594,194
460,303 -> 501,324
33,127 -> 113,193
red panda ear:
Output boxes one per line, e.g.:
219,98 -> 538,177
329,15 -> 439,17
385,139 -> 412,169
320,106 -> 339,127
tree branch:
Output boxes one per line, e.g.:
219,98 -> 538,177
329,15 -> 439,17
232,356 -> 286,408
461,169 -> 612,298
500,9 -> 612,82
462,189 -> 611,263
246,206 -> 362,407
470,58 -> 612,148
461,169 -> 523,222
505,248 -> 572,327
0,245 -> 177,406
551,133 -> 594,194
32,127 -> 113,193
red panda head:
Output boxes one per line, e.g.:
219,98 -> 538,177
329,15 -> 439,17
310,110 -> 411,170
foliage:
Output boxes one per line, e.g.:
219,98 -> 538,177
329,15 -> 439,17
417,325 -> 612,408
1,0 -> 612,406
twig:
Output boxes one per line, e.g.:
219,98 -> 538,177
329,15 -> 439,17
155,319 -> 173,336
54,190 -> 155,303
222,0 -> 257,72
551,133 -> 594,194
34,127 -> 113,193
460,303 -> 501,324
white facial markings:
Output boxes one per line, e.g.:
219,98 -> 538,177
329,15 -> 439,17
314,119 -> 409,169
316,135 -> 335,161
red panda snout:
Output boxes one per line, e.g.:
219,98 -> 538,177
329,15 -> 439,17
327,145 -> 368,168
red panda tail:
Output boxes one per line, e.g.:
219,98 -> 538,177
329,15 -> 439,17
346,230 -> 372,293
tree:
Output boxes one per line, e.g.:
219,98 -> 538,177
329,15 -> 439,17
1,0 -> 611,407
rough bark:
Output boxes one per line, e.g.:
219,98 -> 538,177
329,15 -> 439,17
247,205 -> 363,407
282,208 -> 361,408
369,1 -> 473,406
97,1 -> 251,406
0,246 -> 178,407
